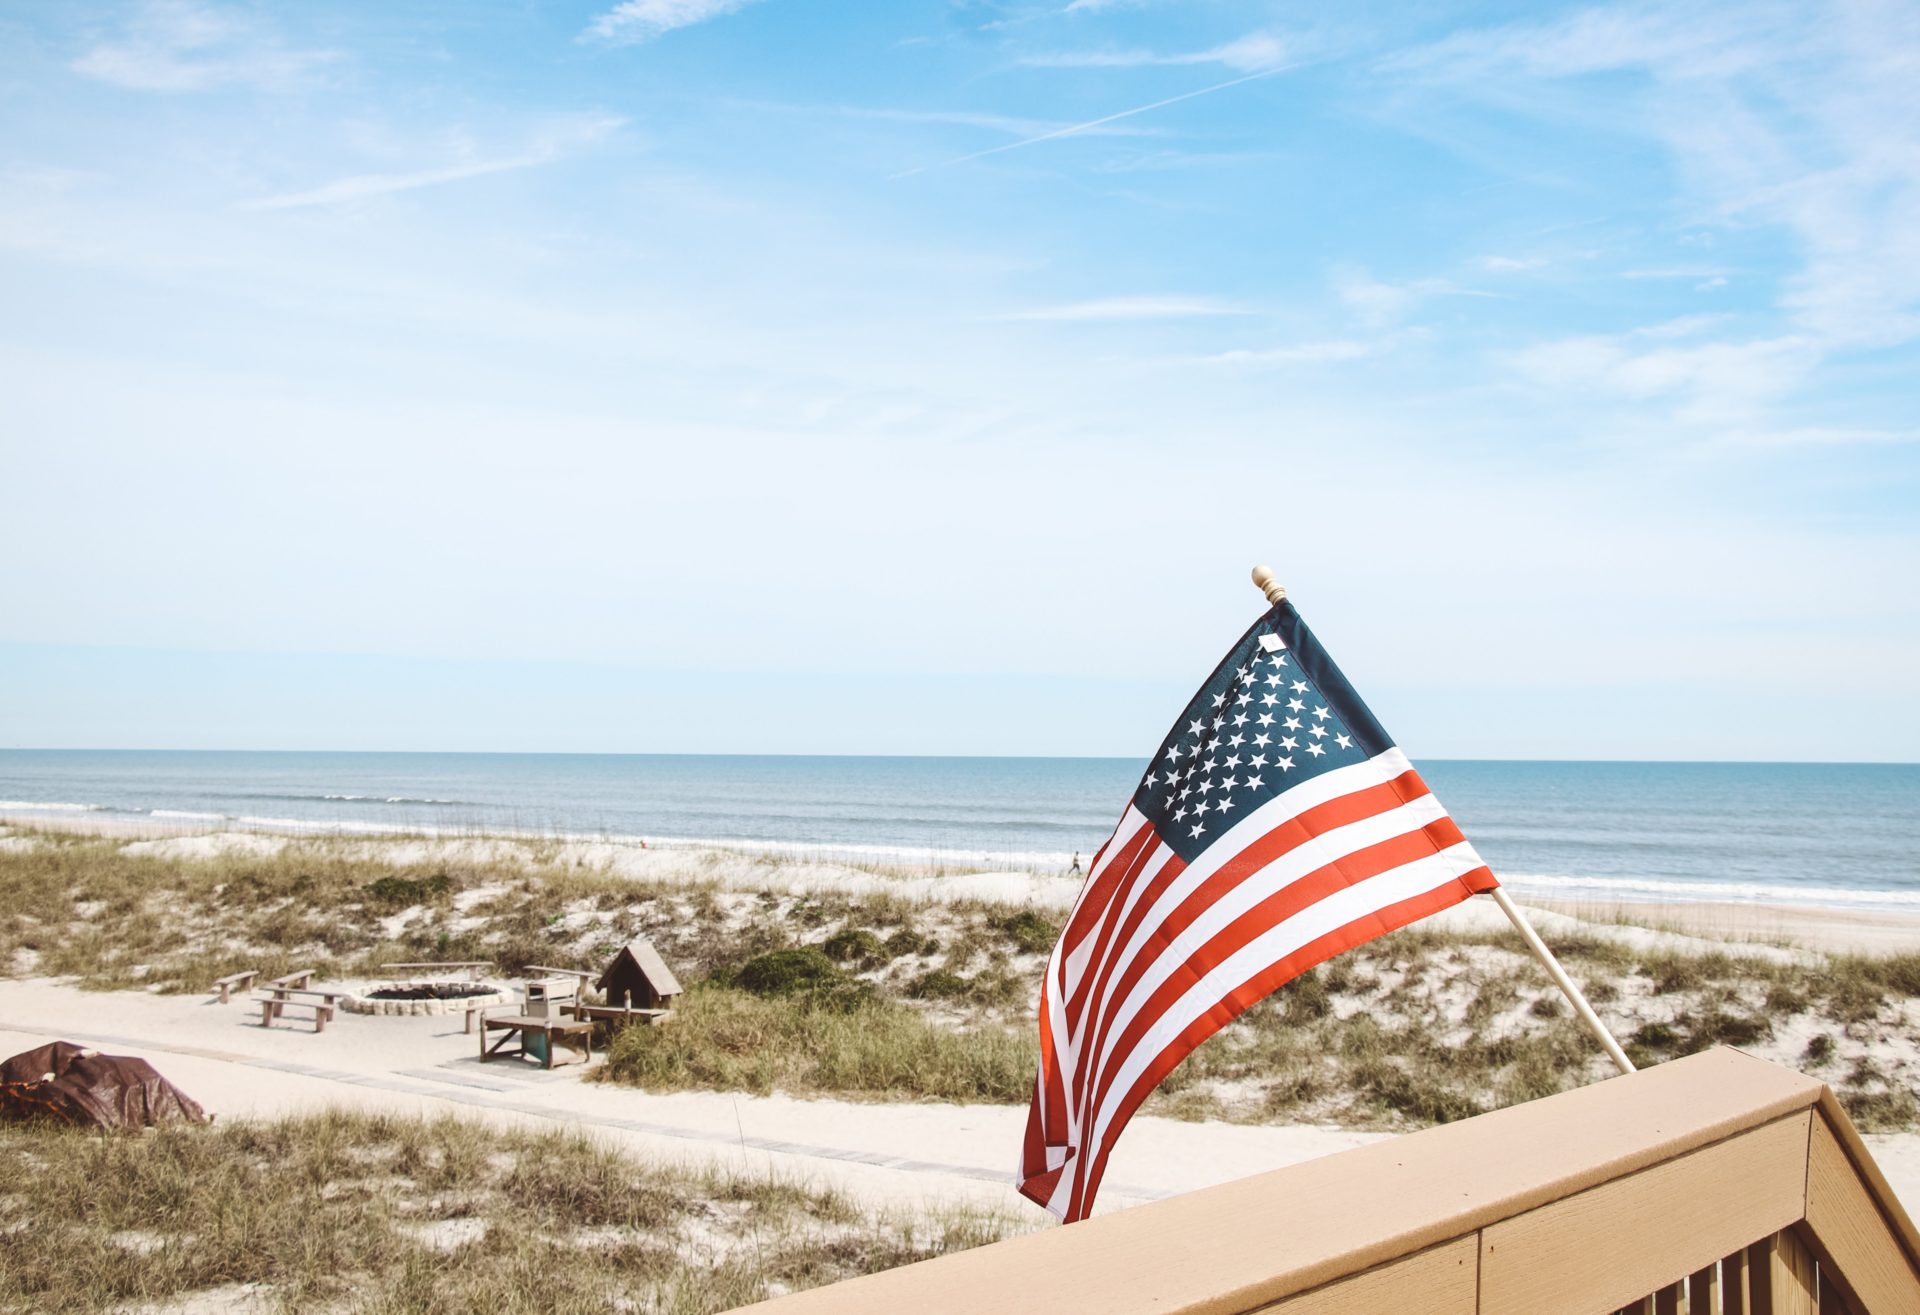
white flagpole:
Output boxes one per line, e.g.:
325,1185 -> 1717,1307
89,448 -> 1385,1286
1249,566 -> 1636,1078
1487,887 -> 1635,1075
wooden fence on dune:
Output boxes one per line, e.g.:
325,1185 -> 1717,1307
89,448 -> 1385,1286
730,1048 -> 1920,1314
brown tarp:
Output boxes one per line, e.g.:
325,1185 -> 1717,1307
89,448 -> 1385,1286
0,1040 -> 207,1130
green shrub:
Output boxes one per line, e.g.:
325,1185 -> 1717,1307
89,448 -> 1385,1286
882,928 -> 939,958
821,928 -> 884,967
735,948 -> 842,997
1632,1021 -> 1680,1050
906,969 -> 968,1000
363,873 -> 453,909
996,910 -> 1058,955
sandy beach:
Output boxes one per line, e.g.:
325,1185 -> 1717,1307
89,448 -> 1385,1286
4,817 -> 1919,1225
0,976 -> 1386,1220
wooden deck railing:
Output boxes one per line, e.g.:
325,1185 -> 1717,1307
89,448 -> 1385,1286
730,1048 -> 1920,1314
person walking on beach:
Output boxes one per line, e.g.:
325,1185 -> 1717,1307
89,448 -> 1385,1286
1069,852 -> 1082,875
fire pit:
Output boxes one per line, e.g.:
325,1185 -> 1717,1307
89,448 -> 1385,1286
342,981 -> 512,1016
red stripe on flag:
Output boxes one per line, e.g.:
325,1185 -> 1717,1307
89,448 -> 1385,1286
1063,832 -> 1170,1033
1067,867 -> 1494,1219
1060,815 -> 1154,960
1074,817 -> 1475,1141
1064,773 -> 1436,1124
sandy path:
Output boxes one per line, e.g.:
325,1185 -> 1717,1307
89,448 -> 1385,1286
0,980 -> 1385,1221
6,977 -> 1918,1226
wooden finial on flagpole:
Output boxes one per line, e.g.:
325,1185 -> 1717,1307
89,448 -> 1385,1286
1250,565 -> 1287,605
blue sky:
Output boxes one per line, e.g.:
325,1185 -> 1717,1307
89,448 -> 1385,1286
1,0 -> 1916,759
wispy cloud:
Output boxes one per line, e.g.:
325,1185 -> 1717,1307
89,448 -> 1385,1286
71,0 -> 337,93
1334,266 -> 1496,326
891,65 -> 1292,178
584,0 -> 761,44
1193,339 -> 1378,367
1000,295 -> 1247,322
243,116 -> 625,211
723,99 -> 1165,141
1619,266 -> 1731,281
1504,330 -> 1819,424
1020,32 -> 1287,73
1389,2 -> 1920,357
1476,254 -> 1547,272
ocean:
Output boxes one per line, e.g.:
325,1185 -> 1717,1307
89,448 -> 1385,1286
0,750 -> 1914,910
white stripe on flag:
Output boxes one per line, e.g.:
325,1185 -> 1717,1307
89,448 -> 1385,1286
1069,790 -> 1455,1118
1054,840 -> 1488,1216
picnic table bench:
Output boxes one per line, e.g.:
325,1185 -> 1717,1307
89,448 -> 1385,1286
571,1002 -> 672,1029
211,970 -> 257,1004
381,961 -> 493,981
254,971 -> 349,1032
478,1014 -> 595,1069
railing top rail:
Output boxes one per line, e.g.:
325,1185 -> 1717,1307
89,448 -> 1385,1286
736,1049 -> 1830,1315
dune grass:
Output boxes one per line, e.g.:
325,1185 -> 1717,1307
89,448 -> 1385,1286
597,985 -> 1038,1104
0,1109 -> 1019,1314
4,828 -> 1920,1132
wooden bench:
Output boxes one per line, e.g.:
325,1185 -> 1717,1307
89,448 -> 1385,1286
211,970 -> 257,1004
478,1014 -> 595,1069
255,984 -> 349,1032
382,961 -> 493,981
572,1002 -> 672,1030
526,965 -> 597,985
271,969 -> 317,991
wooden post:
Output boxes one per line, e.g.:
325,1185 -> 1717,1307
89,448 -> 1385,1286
1247,566 -> 1635,1078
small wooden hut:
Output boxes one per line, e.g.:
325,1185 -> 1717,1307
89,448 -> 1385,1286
595,938 -> 683,1013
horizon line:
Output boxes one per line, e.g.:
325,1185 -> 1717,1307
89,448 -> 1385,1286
2,746 -> 1916,767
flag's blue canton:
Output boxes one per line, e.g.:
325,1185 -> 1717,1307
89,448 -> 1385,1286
1132,601 -> 1397,864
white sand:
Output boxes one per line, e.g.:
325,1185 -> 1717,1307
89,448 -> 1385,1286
3,975 -> 1915,1222
0,978 -> 1384,1221
6,818 -> 1919,1224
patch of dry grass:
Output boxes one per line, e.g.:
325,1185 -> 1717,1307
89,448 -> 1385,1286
0,1109 -> 1020,1314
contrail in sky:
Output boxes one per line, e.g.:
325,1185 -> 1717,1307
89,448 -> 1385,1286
889,64 -> 1296,180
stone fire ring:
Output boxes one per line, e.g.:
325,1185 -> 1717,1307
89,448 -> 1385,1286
340,981 -> 513,1016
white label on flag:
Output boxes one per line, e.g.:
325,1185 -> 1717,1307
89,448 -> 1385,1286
1258,634 -> 1287,652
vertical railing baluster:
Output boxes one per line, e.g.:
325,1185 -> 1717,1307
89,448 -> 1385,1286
1689,1263 -> 1720,1314
1748,1237 -> 1777,1312
1726,1247 -> 1750,1315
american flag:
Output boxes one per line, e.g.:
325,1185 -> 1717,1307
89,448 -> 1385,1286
1017,596 -> 1497,1222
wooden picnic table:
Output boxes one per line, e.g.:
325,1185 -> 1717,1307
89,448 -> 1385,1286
478,1014 -> 595,1069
